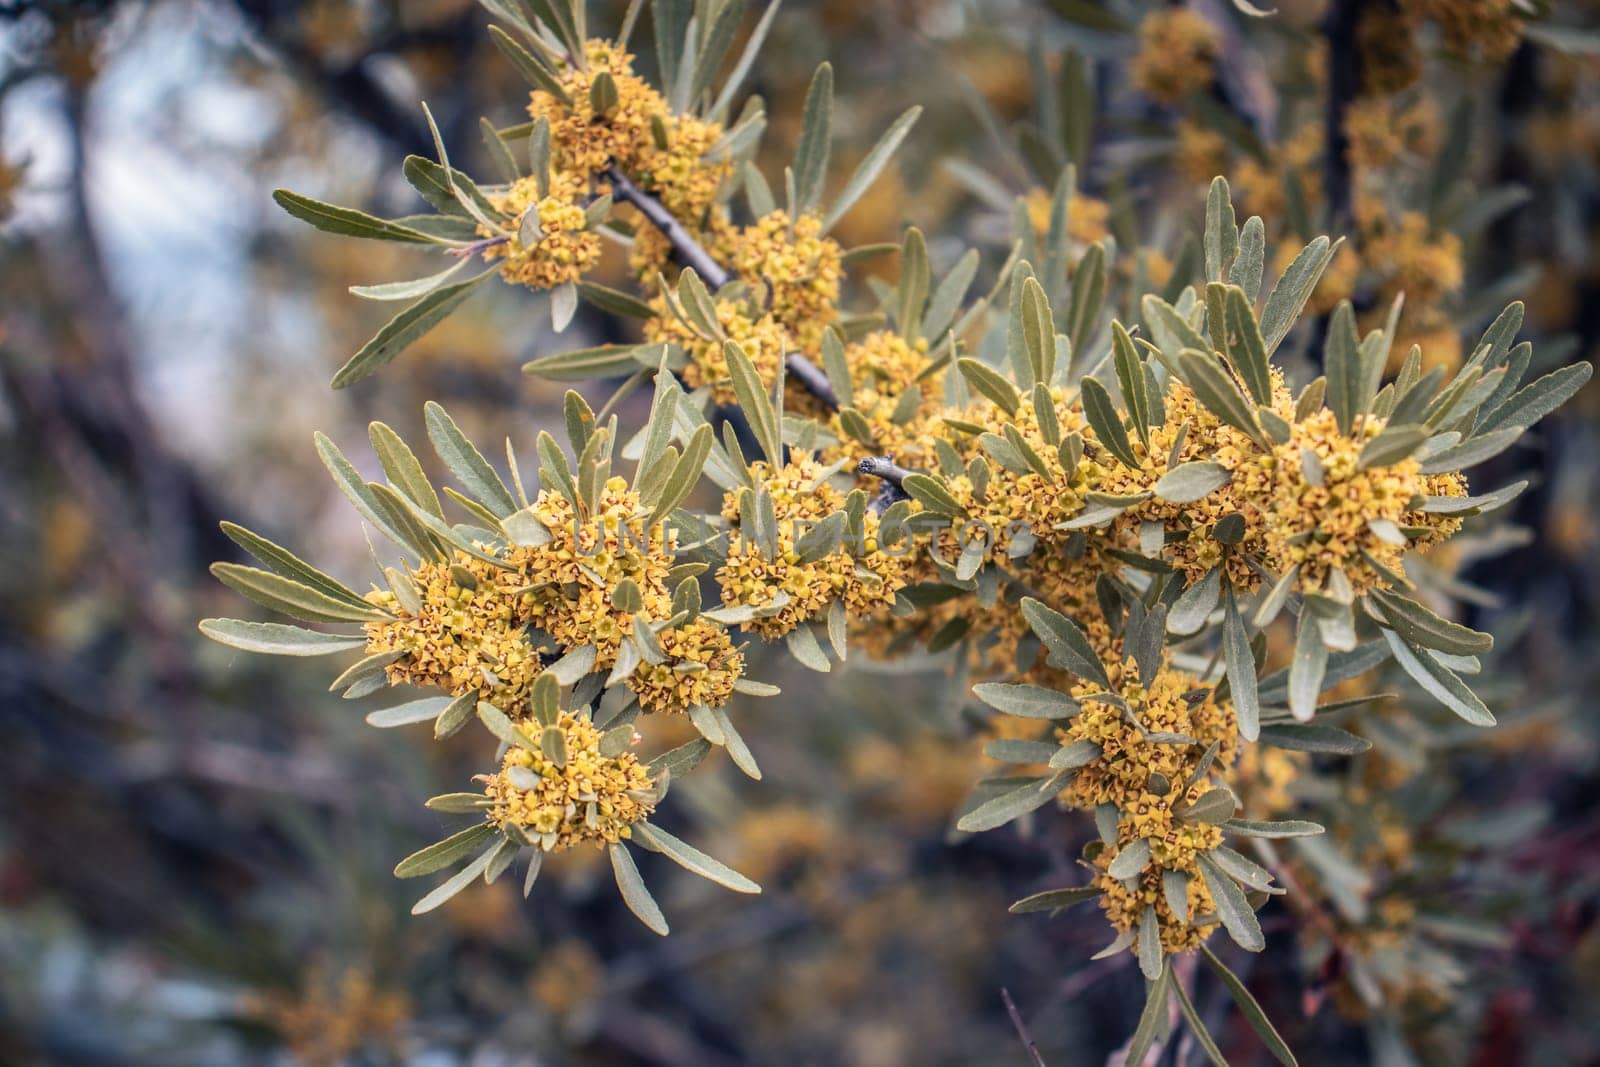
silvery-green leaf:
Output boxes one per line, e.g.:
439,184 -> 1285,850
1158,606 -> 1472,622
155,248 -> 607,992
972,683 -> 1080,719
1197,853 -> 1264,951
395,823 -> 498,879
609,843 -> 669,935
210,564 -> 384,624
1383,630 -> 1495,726
825,105 -> 922,231
1080,376 -> 1140,469
199,618 -> 367,656
1287,611 -> 1328,722
1155,461 -> 1231,503
1201,945 -> 1298,1066
273,188 -> 441,243
350,256 -> 475,301
1108,837 -> 1151,880
784,625 -> 831,672
366,696 -> 451,728
411,841 -> 499,915
632,822 -> 760,894
1260,235 -> 1337,356
1258,723 -> 1371,754
331,277 -> 486,389
1009,885 -> 1101,914
1367,588 -> 1493,655
425,401 -> 518,518
1020,597 -> 1110,687
1169,568 -> 1221,635
1138,906 -> 1163,981
956,777 -> 1056,832
550,280 -> 578,332
791,63 -> 833,214
1223,818 -> 1324,839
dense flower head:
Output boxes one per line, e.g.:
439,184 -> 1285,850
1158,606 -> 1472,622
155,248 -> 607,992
715,456 -> 907,639
526,39 -> 666,178
484,172 -> 603,290
819,331 -> 946,474
1024,189 -> 1112,247
364,553 -> 538,704
642,292 -> 791,404
627,617 -> 745,714
1094,842 -> 1221,955
511,476 -> 676,668
484,712 -> 654,851
630,111 -> 733,221
1063,654 -> 1237,954
1131,9 -> 1221,106
727,211 -> 843,353
1060,655 -> 1237,813
1266,409 -> 1432,595
1401,0 -> 1523,61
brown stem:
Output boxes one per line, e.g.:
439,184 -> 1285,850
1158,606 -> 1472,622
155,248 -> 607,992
1001,987 -> 1047,1067
604,165 -> 840,410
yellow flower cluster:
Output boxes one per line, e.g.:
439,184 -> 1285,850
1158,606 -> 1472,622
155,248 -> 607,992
484,712 -> 655,850
725,211 -> 843,354
1023,189 -> 1112,247
364,553 -> 539,703
716,456 -> 908,639
1401,0 -> 1523,61
627,618 -> 744,715
820,331 -> 946,472
1065,654 -> 1238,954
484,172 -> 602,290
511,476 -> 676,669
1131,9 -> 1221,106
641,292 -> 791,404
1267,409 -> 1430,595
506,37 -> 730,292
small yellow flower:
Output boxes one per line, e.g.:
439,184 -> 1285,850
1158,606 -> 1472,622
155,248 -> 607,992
485,711 -> 655,851
1131,9 -> 1221,105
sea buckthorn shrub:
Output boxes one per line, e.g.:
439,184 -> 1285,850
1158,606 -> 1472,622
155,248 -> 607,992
200,1 -> 1593,1060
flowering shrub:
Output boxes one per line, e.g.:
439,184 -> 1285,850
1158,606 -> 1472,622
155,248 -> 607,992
199,0 -> 1593,1060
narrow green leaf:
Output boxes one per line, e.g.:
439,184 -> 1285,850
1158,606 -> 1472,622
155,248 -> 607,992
425,401 -> 518,518
632,822 -> 760,894
331,278 -> 484,388
273,189 -> 440,243
199,618 -> 367,656
1197,853 -> 1264,951
1021,597 -> 1111,688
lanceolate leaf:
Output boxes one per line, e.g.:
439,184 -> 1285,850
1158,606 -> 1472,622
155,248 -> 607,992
792,63 -> 834,215
1201,945 -> 1298,1066
610,842 -> 670,935
1080,376 -> 1140,469
1197,853 -> 1264,951
1009,885 -> 1101,914
825,105 -> 923,231
972,683 -> 1080,719
199,618 -> 367,656
1261,236 -> 1337,356
1383,630 -> 1496,726
425,401 -> 518,518
1223,586 -> 1261,740
210,564 -> 384,624
331,277 -> 485,389
1020,597 -> 1111,688
1367,588 -> 1493,656
956,777 -> 1057,832
631,823 -> 760,894
394,823 -> 498,878
219,522 -> 372,609
272,189 -> 442,243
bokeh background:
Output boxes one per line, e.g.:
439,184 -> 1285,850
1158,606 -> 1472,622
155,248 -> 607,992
2,0 -> 1599,1063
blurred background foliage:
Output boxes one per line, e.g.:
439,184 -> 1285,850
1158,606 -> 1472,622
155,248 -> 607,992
2,0 -> 1599,1063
